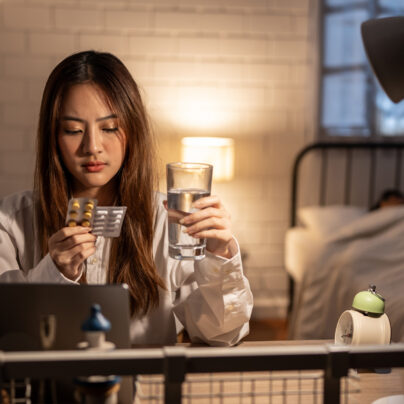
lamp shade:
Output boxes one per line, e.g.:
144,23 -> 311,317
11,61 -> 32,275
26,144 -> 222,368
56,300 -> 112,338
361,17 -> 404,103
181,137 -> 234,181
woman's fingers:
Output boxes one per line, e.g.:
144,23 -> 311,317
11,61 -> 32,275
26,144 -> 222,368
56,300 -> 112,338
180,207 -> 229,226
48,226 -> 97,280
192,195 -> 222,209
168,207 -> 189,224
191,228 -> 233,244
49,226 -> 93,244
54,232 -> 96,251
164,194 -> 235,258
55,241 -> 96,265
65,245 -> 97,277
184,216 -> 230,236
179,196 -> 233,247
49,226 -> 96,252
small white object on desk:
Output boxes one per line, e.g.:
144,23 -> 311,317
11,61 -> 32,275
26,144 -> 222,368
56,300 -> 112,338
75,304 -> 120,403
335,285 -> 391,346
78,303 -> 115,350
372,395 -> 404,404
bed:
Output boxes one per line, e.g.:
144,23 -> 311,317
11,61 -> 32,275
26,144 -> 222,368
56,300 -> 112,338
285,141 -> 404,342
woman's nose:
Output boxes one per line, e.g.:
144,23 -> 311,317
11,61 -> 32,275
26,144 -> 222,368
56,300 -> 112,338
82,128 -> 102,155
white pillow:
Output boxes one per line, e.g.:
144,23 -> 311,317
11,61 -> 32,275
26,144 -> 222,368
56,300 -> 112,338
298,205 -> 367,236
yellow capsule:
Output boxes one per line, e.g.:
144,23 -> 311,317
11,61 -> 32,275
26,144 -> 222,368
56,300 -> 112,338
69,210 -> 78,219
72,200 -> 80,209
85,201 -> 94,210
83,211 -> 92,219
67,220 -> 77,227
81,219 -> 90,227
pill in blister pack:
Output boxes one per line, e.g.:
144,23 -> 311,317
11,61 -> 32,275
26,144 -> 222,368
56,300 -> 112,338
65,198 -> 98,228
92,207 -> 127,238
65,198 -> 127,238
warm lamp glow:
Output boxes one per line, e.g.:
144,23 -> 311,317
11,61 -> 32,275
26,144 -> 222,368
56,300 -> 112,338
175,89 -> 232,130
181,137 -> 234,181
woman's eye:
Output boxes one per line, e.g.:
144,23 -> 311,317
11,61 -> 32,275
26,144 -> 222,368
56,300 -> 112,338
63,129 -> 83,135
102,127 -> 118,133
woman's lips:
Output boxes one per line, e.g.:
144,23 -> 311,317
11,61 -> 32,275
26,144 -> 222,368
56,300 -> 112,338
83,162 -> 106,173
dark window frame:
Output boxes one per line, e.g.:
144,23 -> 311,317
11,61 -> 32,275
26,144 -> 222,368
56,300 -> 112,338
318,0 -> 404,140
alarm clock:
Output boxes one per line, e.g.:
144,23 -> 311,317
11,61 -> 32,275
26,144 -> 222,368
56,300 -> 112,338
335,285 -> 391,345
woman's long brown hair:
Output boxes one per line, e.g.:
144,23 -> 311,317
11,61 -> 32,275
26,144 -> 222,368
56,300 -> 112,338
34,50 -> 165,315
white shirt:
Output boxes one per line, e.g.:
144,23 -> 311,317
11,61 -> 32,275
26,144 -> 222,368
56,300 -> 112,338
0,190 -> 253,346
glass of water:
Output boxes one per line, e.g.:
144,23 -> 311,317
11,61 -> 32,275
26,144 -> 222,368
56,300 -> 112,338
166,162 -> 213,260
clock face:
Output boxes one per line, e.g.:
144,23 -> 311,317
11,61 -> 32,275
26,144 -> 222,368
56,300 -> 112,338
335,311 -> 354,345
335,310 -> 391,345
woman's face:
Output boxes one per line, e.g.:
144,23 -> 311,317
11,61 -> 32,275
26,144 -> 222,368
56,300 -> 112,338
58,83 -> 126,200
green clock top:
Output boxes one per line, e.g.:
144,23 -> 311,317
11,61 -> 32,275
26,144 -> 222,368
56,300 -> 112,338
352,285 -> 385,316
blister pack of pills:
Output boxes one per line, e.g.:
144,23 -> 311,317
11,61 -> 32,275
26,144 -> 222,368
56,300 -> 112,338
65,198 -> 127,238
66,198 -> 98,228
92,206 -> 127,238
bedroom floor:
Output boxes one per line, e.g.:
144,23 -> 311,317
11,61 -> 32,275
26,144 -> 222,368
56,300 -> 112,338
244,318 -> 288,341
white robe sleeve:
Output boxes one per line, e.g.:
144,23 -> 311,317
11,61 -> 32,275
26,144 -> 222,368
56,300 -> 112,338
172,238 -> 254,347
0,252 -> 76,284
0,201 -> 76,284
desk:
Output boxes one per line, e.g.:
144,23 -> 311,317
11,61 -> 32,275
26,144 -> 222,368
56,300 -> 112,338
1,341 -> 404,404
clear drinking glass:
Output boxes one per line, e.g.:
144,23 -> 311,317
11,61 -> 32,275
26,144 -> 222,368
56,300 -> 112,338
166,162 -> 213,260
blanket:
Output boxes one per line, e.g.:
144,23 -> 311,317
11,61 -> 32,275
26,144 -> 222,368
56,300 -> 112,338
289,205 -> 404,342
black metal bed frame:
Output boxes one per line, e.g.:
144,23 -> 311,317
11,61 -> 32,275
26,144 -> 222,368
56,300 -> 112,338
290,141 -> 404,227
288,141 -> 404,313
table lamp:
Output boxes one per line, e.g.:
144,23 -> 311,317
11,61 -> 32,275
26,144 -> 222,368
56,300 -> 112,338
361,16 -> 404,103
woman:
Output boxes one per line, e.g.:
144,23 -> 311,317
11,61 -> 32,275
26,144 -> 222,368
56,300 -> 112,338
0,50 -> 252,346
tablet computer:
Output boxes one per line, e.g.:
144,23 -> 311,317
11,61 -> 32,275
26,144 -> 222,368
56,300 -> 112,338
0,283 -> 131,351
0,283 -> 133,403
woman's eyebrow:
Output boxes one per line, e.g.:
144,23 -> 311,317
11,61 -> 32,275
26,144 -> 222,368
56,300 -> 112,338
96,114 -> 117,122
61,116 -> 84,123
60,114 -> 117,123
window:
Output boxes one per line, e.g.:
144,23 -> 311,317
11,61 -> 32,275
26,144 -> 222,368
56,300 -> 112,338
319,0 -> 404,138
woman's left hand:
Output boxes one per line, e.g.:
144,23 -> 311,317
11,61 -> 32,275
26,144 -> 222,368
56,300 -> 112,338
178,195 -> 234,259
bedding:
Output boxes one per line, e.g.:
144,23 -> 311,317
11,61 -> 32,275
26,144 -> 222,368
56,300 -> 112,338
298,205 -> 367,236
287,205 -> 404,343
285,205 -> 367,283
285,227 -> 320,284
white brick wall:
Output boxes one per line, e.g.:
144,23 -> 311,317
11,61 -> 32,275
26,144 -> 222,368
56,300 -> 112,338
3,4 -> 52,29
55,8 -> 104,29
30,33 -> 77,55
0,32 -> 25,53
0,0 -> 316,319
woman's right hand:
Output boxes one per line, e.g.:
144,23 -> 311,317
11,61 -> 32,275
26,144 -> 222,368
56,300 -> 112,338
48,226 -> 97,281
